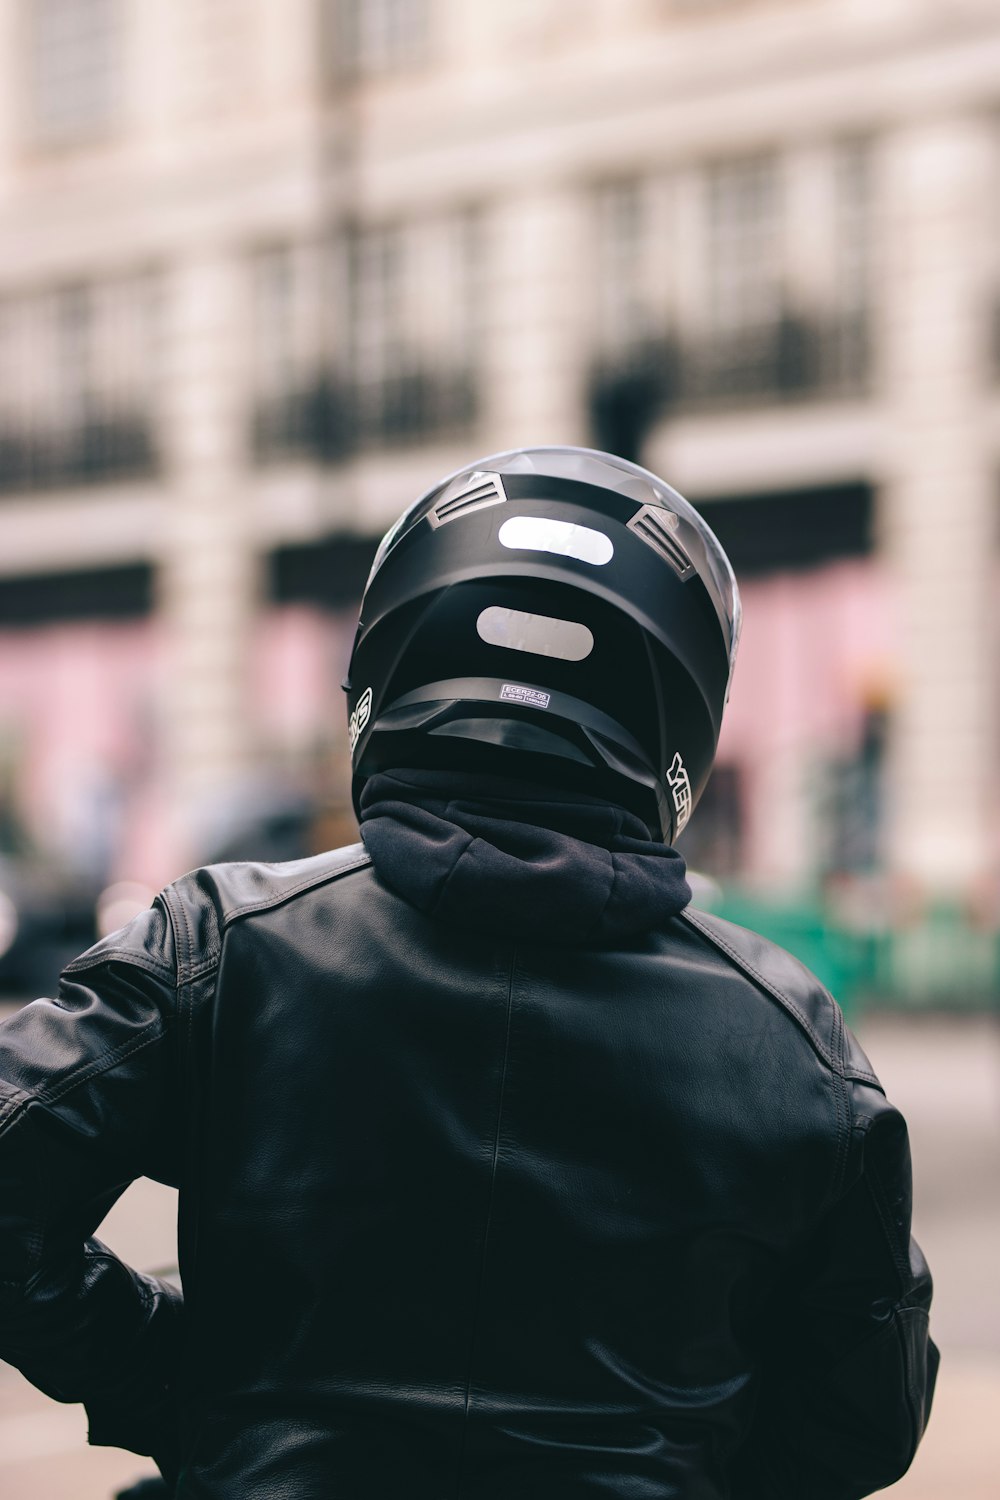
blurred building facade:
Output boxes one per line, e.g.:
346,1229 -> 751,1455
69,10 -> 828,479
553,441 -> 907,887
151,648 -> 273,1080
0,0 -> 998,942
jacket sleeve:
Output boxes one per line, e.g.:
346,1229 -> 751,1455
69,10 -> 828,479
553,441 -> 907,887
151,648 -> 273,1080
732,1074 -> 939,1500
0,899 -> 182,1478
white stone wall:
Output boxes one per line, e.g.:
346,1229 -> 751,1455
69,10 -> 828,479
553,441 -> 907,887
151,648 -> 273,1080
878,118 -> 999,894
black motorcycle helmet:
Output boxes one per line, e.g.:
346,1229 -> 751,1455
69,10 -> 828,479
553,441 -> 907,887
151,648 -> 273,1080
345,446 -> 741,842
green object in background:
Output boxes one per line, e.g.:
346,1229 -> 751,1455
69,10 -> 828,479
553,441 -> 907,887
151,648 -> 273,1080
878,902 -> 999,1011
711,892 -> 866,1017
707,891 -> 999,1015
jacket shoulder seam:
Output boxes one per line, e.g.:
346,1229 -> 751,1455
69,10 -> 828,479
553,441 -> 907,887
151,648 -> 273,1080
160,881 -> 200,983
60,948 -> 175,982
158,883 -> 215,1096
680,907 -> 838,1071
219,849 -> 373,929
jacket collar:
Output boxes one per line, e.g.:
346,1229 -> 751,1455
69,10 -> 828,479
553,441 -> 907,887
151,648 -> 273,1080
358,768 -> 691,944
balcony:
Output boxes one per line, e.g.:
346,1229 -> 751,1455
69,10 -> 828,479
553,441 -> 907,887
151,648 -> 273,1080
0,415 -> 157,496
252,377 -> 354,465
357,367 -> 476,447
589,312 -> 870,457
253,365 -> 477,465
681,312 -> 869,407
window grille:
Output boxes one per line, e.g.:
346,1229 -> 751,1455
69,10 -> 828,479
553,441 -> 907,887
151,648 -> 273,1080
706,155 -> 782,339
595,181 -> 651,357
250,243 -> 345,461
347,215 -> 478,445
28,0 -> 119,145
332,0 -> 428,78
251,215 -> 477,464
829,139 -> 872,390
0,273 -> 157,494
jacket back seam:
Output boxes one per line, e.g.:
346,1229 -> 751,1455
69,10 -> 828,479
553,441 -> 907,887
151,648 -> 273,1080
455,945 -> 517,1497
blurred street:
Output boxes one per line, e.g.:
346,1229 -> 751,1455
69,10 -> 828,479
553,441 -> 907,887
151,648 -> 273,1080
0,1003 -> 996,1498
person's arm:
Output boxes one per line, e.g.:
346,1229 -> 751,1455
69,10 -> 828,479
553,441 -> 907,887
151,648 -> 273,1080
0,900 -> 182,1481
731,1075 -> 938,1500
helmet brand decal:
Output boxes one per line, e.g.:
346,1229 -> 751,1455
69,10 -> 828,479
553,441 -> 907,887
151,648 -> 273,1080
348,686 -> 373,752
500,683 -> 551,710
667,752 -> 693,834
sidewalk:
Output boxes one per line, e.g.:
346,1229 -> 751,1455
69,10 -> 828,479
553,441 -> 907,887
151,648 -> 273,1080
857,1013 -> 1000,1497
880,1352 -> 1000,1500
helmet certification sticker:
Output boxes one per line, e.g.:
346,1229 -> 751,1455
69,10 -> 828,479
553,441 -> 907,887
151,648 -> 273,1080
667,752 -> 693,835
348,686 -> 373,752
500,683 -> 551,710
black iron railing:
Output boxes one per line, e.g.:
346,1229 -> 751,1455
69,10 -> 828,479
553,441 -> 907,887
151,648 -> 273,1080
589,313 -> 870,457
252,366 -> 477,465
0,416 -> 157,495
680,312 -> 869,405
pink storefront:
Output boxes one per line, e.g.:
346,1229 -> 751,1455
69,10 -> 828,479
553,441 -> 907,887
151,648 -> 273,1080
0,553 -> 895,898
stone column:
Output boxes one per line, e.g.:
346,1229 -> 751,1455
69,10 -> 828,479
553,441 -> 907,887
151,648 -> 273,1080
157,252 -> 261,863
879,117 -> 998,898
480,187 -> 591,448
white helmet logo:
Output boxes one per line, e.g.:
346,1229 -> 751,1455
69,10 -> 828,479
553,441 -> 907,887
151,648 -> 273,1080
667,752 -> 693,835
348,686 -> 373,753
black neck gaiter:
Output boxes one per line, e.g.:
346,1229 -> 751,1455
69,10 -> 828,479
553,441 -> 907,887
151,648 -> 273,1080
358,768 -> 691,945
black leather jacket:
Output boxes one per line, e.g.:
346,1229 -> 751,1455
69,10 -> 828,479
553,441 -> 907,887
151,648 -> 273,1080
0,784 -> 936,1498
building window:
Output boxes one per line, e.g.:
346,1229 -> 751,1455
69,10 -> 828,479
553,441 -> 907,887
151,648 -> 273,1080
588,179 -> 678,461
690,148 -> 870,405
594,181 -> 649,358
830,139 -> 872,389
589,146 -> 872,434
251,216 -> 477,464
348,215 -> 477,444
28,0 -> 120,146
251,243 -> 342,461
0,273 -> 158,494
332,0 -> 428,78
706,154 -> 783,342
669,153 -> 788,403
350,225 -> 407,429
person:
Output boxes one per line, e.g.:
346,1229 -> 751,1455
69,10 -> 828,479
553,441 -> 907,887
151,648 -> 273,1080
0,447 -> 936,1498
